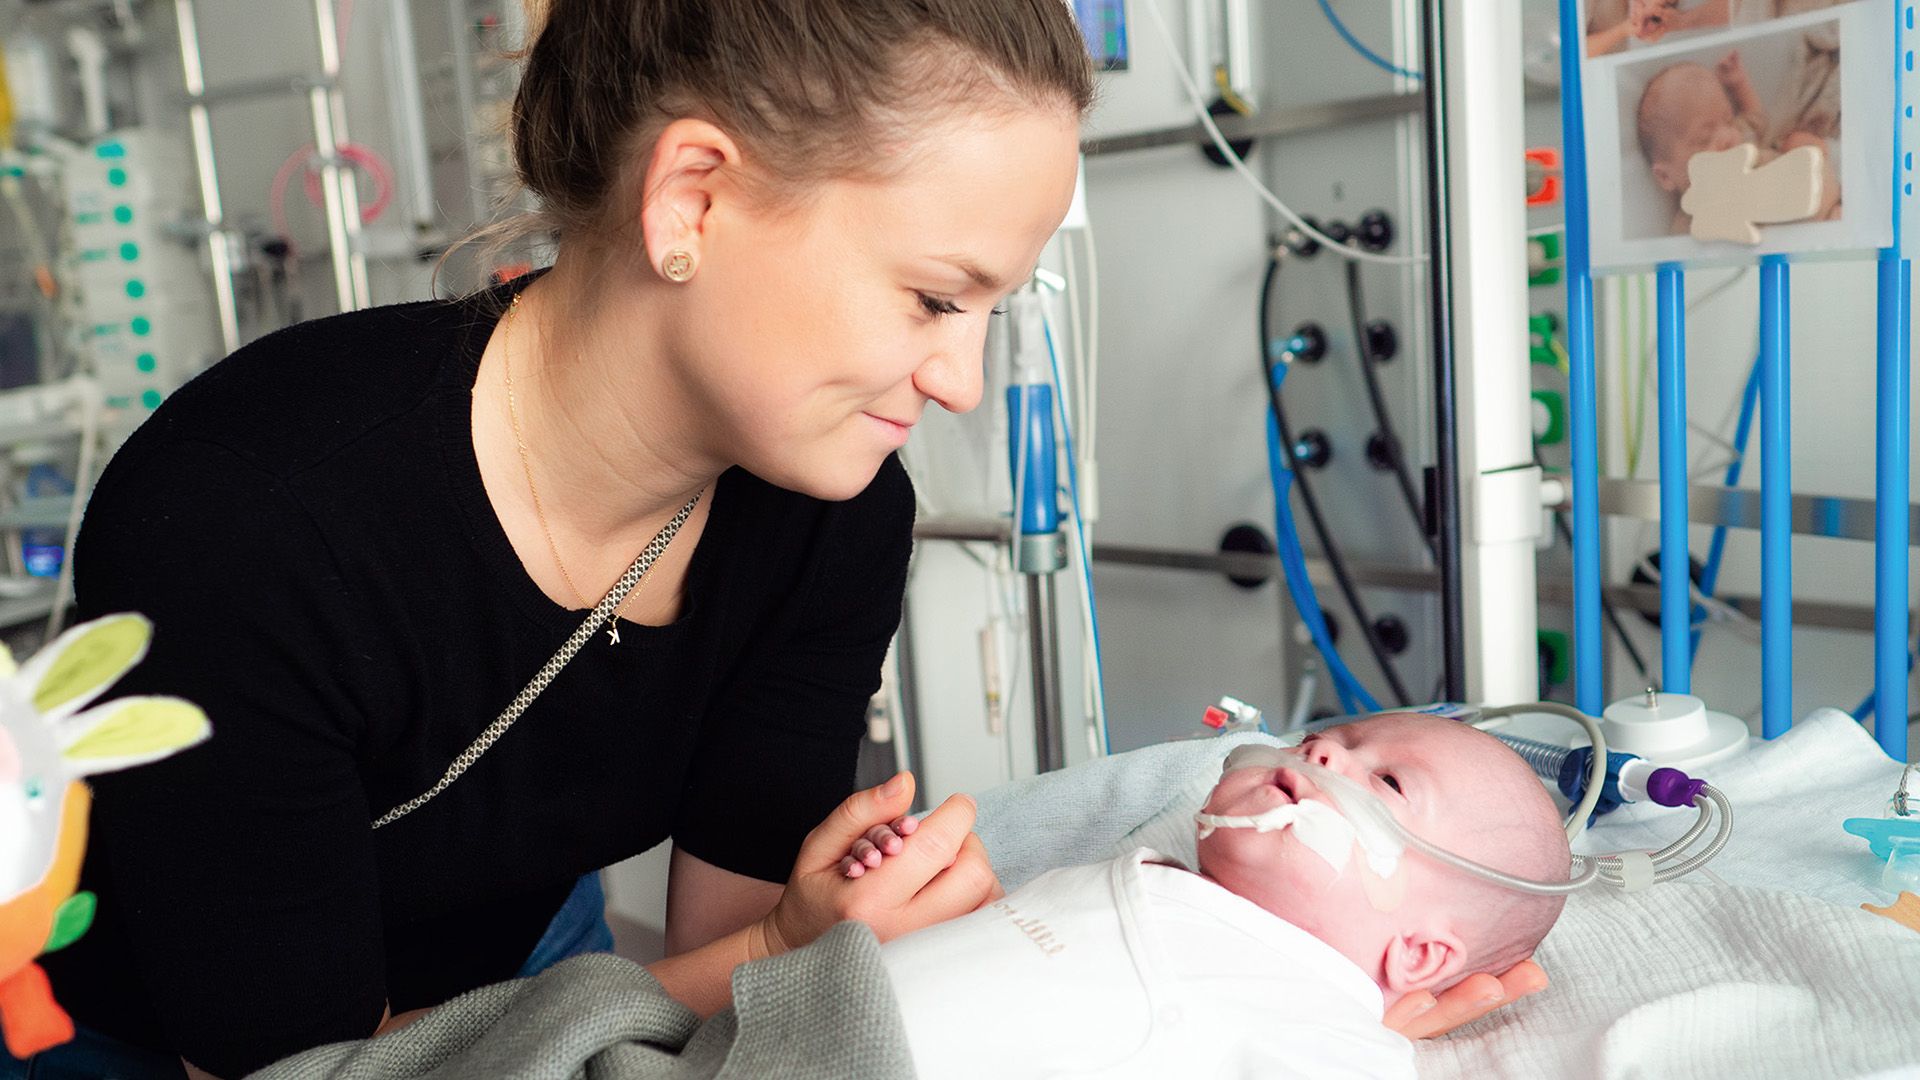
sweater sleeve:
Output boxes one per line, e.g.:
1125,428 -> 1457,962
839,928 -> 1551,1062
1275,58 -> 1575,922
671,456 -> 916,883
64,437 -> 397,1077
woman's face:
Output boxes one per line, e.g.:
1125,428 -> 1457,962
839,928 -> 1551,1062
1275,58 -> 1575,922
671,108 -> 1083,501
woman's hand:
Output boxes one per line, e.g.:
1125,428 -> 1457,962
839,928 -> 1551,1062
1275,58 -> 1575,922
1382,958 -> 1549,1039
840,814 -> 919,878
753,772 -> 1000,960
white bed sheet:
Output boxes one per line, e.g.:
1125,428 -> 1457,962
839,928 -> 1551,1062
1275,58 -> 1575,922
969,708 -> 1920,1079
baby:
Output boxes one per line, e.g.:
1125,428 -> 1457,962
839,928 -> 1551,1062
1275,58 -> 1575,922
868,714 -> 1572,1080
1636,49 -> 1841,236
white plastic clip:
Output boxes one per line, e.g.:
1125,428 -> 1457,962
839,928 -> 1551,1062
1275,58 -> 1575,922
1614,851 -> 1657,893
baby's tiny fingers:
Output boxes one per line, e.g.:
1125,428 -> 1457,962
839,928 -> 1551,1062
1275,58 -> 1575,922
851,838 -> 882,867
840,855 -> 867,878
891,815 -> 918,837
865,823 -> 905,856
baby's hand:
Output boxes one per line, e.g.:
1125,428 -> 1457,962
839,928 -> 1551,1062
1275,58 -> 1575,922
1716,50 -> 1749,88
838,814 -> 920,878
1629,0 -> 1679,41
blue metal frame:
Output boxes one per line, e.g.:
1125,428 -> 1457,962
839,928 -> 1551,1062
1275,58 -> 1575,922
1558,0 -> 1911,752
1873,0 -> 1913,760
1759,255 -> 1793,739
1557,0 -> 1605,717
1656,262 -> 1690,695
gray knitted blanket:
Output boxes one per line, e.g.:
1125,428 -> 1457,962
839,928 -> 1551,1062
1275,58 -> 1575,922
247,922 -> 915,1080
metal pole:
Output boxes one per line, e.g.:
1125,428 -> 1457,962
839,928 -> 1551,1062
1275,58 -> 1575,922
1555,0 -> 1605,715
310,0 -> 369,311
1026,574 -> 1066,773
1656,261 -> 1690,694
1428,0 -> 1537,705
893,594 -> 928,812
1872,0 -> 1911,761
448,0 -> 489,225
1875,251 -> 1911,759
1419,0 -> 1466,702
172,0 -> 240,353
384,0 -> 439,236
1759,253 -> 1792,738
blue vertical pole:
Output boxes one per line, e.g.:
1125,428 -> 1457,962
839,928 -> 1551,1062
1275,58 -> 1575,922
1759,254 -> 1792,739
1656,262 -> 1690,694
1558,0 -> 1604,715
1875,252 -> 1910,760
1872,0 -> 1911,761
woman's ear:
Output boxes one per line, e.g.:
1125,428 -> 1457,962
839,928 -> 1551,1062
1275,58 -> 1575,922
1383,927 -> 1467,995
637,118 -> 742,279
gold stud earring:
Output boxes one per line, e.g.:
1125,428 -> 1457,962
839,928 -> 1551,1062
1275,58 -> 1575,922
662,250 -> 696,282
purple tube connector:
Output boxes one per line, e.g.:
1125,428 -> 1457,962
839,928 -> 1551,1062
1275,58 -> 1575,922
1646,768 -> 1706,808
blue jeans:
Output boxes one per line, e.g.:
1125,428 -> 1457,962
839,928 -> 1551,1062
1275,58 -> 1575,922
2,873 -> 614,1078
516,871 -> 617,978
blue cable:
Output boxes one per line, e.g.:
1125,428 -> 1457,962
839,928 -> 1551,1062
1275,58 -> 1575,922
1041,321 -> 1110,753
1316,0 -> 1421,81
1263,364 -> 1379,714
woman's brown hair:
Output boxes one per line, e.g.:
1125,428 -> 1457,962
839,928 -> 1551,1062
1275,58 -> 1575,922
511,0 -> 1095,241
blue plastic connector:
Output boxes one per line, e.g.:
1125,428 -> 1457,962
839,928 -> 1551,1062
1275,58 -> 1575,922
1557,746 -> 1641,816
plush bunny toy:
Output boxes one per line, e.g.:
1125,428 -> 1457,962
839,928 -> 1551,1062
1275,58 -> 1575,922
0,614 -> 209,1058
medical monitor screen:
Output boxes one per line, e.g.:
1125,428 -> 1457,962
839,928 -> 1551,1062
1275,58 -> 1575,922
1075,0 -> 1128,71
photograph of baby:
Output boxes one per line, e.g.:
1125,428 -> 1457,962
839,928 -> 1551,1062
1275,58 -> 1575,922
1617,15 -> 1841,238
1581,0 -> 1893,268
1584,0 -> 1854,58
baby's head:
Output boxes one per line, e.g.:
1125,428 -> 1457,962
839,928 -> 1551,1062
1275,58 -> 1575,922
1195,713 -> 1571,1004
1636,61 -> 1747,194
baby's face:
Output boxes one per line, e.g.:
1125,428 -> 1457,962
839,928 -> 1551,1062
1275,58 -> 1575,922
1649,64 -> 1747,192
1195,715 -> 1534,954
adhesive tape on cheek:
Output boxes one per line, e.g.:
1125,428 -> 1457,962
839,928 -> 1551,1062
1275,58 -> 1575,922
1357,855 -> 1409,912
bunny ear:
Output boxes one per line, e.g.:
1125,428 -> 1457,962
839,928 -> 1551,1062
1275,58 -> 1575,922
18,614 -> 152,724
60,697 -> 209,776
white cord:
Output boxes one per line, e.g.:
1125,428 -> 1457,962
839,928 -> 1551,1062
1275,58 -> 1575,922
46,380 -> 99,640
1040,311 -> 1110,751
1138,0 -> 1426,267
1080,226 -> 1101,503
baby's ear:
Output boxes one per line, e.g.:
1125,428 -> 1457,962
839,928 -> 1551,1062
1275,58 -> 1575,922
1383,927 -> 1467,995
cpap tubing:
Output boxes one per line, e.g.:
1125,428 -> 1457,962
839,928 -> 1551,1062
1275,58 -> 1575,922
1216,745 -> 1604,896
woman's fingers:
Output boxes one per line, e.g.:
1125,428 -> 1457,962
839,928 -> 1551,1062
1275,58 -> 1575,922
1494,958 -> 1549,1000
1381,991 -> 1439,1037
799,772 -> 916,871
1389,959 -> 1549,1039
900,833 -> 1000,933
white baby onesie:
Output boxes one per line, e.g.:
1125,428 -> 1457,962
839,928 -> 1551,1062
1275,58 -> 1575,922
879,847 -> 1415,1079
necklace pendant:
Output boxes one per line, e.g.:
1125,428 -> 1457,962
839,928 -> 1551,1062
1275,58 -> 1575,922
607,622 -> 621,646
